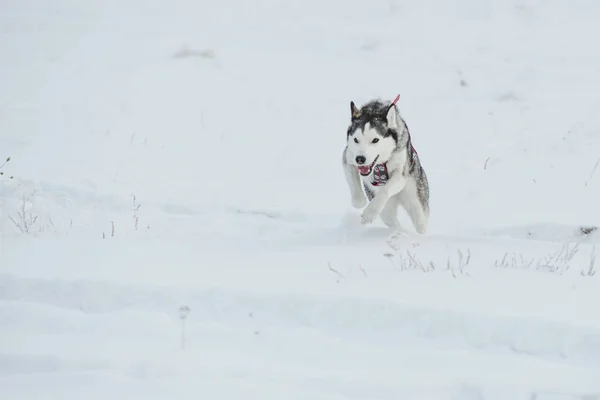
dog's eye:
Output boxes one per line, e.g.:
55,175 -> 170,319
354,138 -> 359,143
371,138 -> 379,144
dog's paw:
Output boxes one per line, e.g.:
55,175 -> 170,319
360,205 -> 379,225
351,194 -> 367,209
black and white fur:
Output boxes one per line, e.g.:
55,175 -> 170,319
342,99 -> 430,233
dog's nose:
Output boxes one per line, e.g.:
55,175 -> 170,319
355,156 -> 366,165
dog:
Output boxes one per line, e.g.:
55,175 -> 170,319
342,97 -> 430,234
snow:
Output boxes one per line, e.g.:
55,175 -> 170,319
1,0 -> 600,398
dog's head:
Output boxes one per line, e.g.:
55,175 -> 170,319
346,99 -> 400,176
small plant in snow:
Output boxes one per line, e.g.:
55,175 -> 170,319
9,195 -> 40,235
384,249 -> 435,272
132,194 -> 141,230
327,262 -> 344,283
536,242 -> 579,274
384,232 -> 436,273
405,249 -> 436,272
386,232 -> 471,276
584,157 -> 600,187
483,156 -> 491,170
495,252 -> 530,270
358,264 -> 368,277
179,305 -> 191,350
131,194 -> 150,230
0,156 -> 13,179
100,194 -> 149,239
446,248 -> 471,277
581,246 -> 596,277
102,221 -> 116,239
495,242 -> 584,275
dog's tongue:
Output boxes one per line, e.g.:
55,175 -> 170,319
358,165 -> 370,174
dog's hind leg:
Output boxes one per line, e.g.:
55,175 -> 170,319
398,185 -> 429,234
342,148 -> 367,209
379,196 -> 404,231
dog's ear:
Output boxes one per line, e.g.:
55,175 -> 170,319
350,101 -> 361,120
385,103 -> 400,129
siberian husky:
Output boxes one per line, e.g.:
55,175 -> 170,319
342,96 -> 430,234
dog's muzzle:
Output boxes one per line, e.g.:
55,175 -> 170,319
357,155 -> 379,176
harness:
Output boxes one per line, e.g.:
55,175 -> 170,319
370,140 -> 418,186
371,163 -> 389,186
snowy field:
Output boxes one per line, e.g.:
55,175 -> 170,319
1,0 -> 600,399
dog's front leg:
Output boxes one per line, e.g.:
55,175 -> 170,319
361,172 -> 407,225
342,149 -> 367,209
